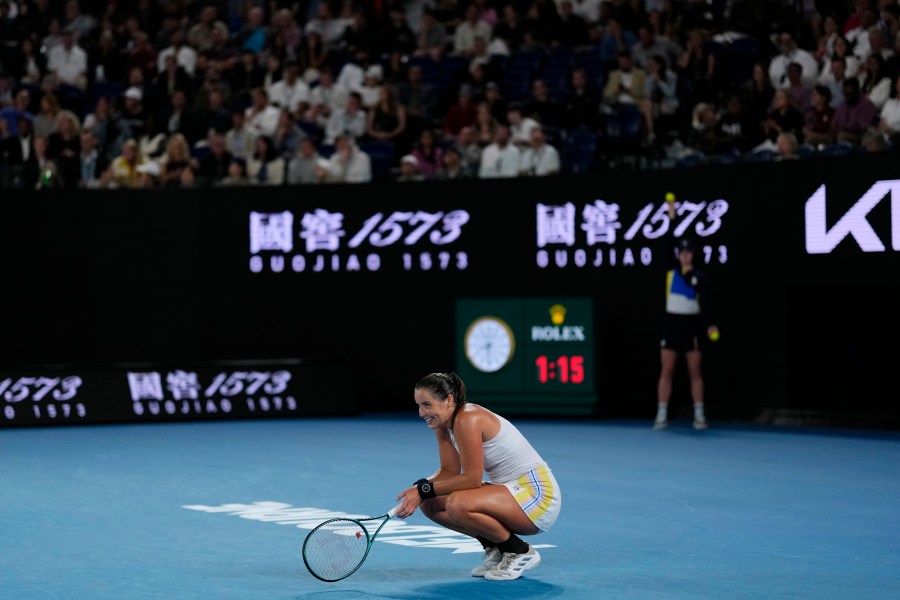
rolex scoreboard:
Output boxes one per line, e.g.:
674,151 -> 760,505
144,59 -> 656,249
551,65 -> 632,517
455,297 -> 597,415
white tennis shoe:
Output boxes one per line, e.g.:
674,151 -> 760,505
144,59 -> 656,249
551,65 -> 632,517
471,547 -> 502,577
483,545 -> 541,581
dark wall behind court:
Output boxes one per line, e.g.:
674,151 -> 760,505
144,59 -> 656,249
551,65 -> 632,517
2,154 -> 898,424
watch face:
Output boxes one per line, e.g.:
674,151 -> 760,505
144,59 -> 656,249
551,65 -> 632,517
465,317 -> 515,373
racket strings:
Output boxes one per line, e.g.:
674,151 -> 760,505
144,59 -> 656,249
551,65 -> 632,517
303,519 -> 370,581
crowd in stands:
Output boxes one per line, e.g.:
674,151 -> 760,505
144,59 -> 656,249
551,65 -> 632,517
1,0 -> 900,189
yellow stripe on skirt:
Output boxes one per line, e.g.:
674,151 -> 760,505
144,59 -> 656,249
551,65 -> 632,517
502,465 -> 561,532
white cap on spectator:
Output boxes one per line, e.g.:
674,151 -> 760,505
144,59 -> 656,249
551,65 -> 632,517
124,87 -> 143,101
365,64 -> 383,81
401,154 -> 418,166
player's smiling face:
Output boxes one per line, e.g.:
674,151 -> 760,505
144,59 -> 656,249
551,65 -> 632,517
415,389 -> 454,429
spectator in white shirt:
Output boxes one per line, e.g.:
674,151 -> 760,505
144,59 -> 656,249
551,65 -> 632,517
454,4 -> 493,57
769,30 -> 818,89
244,87 -> 282,142
156,29 -> 197,78
324,91 -> 368,144
47,25 -> 88,89
267,60 -> 310,114
506,103 -> 539,147
478,124 -> 520,178
518,125 -> 560,176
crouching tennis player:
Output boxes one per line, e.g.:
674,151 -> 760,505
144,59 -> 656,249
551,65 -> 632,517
395,372 -> 561,581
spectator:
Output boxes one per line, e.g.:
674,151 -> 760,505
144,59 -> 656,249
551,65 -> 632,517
397,64 -> 439,140
308,66 -> 349,133
326,133 -> 372,183
518,125 -> 560,176
224,106 -> 255,161
286,136 -> 322,184
88,28 -> 127,87
76,128 -> 110,188
603,50 -> 647,108
217,157 -> 251,186
188,3 -> 228,54
859,53 -> 892,110
436,146 -> 473,180
803,85 -> 836,146
631,21 -> 682,71
784,61 -> 814,114
246,135 -> 285,185
46,109 -> 81,188
506,102 -> 540,148
47,25 -> 88,90
442,84 -> 478,140
156,29 -> 197,79
380,6 -> 418,74
396,153 -> 425,182
878,74 -> 900,145
478,124 -> 520,178
120,85 -> 148,145
597,16 -> 636,69
298,29 -> 330,84
0,88 -> 35,136
473,100 -> 500,147
157,132 -> 198,188
775,131 -> 800,159
32,91 -> 61,139
410,128 -> 443,179
14,37 -> 46,88
267,60 -> 310,115
522,78 -> 565,131
195,131 -> 233,186
562,67 -> 602,131
325,91 -> 368,145
713,94 -> 763,155
818,34 -> 861,83
234,5 -> 269,55
454,4 -> 493,58
416,8 -> 450,58
760,89 -> 806,148
819,54 -> 849,108
154,53 -> 193,107
640,54 -> 679,145
832,76 -> 879,144
244,87 -> 281,142
106,138 -> 148,188
768,30 -> 818,89
270,109 -> 302,160
0,113 -> 35,187
162,88 -> 203,146
451,125 -> 483,173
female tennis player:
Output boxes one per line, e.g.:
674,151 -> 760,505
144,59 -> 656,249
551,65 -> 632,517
395,372 -> 561,581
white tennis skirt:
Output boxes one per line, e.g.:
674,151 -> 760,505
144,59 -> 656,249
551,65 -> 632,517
502,465 -> 561,532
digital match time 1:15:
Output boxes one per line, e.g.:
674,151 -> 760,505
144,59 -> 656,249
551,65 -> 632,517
534,355 -> 586,384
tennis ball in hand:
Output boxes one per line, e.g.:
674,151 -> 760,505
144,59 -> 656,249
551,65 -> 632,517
665,192 -> 676,203
709,330 -> 720,342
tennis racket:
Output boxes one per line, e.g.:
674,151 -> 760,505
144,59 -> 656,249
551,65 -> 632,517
302,504 -> 402,582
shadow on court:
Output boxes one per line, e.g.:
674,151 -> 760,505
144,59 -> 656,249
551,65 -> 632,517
296,579 -> 565,600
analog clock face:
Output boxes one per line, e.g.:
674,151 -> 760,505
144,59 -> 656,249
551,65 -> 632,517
464,317 -> 515,373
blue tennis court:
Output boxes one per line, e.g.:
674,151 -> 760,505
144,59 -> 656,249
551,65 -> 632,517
3,416 -> 899,599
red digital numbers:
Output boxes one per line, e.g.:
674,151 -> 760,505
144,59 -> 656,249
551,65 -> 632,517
534,355 -> 585,384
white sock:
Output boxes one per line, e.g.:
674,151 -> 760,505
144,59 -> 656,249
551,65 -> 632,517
694,404 -> 706,422
656,403 -> 668,422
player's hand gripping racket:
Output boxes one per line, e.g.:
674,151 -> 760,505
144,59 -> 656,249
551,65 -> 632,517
302,504 -> 402,582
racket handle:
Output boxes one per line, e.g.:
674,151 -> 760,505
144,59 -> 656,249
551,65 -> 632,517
387,503 -> 404,518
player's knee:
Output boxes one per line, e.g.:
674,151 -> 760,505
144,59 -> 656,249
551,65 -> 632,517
444,493 -> 468,521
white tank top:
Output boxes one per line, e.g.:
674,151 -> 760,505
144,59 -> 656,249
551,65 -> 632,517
449,408 -> 547,484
